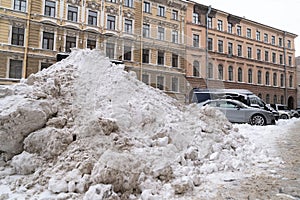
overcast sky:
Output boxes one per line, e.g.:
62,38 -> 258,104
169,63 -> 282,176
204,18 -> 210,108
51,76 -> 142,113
194,0 -> 300,57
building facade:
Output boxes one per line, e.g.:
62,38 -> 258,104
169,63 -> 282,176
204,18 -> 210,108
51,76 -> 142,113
296,56 -> 300,108
185,2 -> 298,108
0,0 -> 298,107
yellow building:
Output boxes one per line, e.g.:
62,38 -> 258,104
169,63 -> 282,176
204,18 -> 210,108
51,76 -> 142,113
185,2 -> 298,108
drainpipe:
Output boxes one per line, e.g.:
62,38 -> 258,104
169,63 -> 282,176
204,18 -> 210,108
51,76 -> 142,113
22,0 -> 32,79
140,0 -> 143,81
283,31 -> 287,104
205,5 -> 211,88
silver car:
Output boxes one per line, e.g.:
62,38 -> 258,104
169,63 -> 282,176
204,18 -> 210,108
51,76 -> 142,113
198,99 -> 276,126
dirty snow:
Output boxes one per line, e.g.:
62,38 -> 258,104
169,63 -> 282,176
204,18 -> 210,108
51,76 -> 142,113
0,49 -> 296,199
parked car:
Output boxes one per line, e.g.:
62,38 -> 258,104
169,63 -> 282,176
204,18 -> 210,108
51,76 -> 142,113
268,104 -> 298,118
198,99 -> 276,126
191,88 -> 279,120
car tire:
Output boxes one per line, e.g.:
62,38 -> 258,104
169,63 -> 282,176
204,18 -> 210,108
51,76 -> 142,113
280,114 -> 289,119
293,113 -> 299,118
250,114 -> 266,126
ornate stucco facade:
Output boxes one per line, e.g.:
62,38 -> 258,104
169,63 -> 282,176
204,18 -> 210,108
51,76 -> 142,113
0,0 -> 298,107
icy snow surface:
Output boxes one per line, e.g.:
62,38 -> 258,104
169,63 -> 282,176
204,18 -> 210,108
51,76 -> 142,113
0,49 -> 292,199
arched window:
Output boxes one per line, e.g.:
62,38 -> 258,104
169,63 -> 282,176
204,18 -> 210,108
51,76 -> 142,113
280,73 -> 284,87
289,75 -> 293,88
258,93 -> 262,99
208,63 -> 213,78
228,66 -> 233,81
193,61 -> 200,77
266,94 -> 270,104
257,70 -> 262,84
273,72 -> 277,86
248,69 -> 252,83
265,71 -> 270,85
218,64 -> 223,80
273,95 -> 277,104
238,67 -> 243,82
280,95 -> 284,104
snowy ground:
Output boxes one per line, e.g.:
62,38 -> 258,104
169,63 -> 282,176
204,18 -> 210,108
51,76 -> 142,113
0,49 -> 299,199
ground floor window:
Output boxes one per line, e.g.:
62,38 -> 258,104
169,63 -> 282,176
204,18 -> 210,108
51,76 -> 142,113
9,59 -> 23,79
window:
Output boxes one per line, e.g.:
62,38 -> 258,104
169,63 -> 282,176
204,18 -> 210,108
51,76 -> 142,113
193,61 -> 199,77
237,44 -> 242,57
193,34 -> 199,47
157,76 -> 164,90
42,32 -> 54,50
280,74 -> 284,87
237,25 -> 241,36
142,49 -> 149,63
257,70 -> 262,84
266,94 -> 270,104
143,24 -> 150,37
11,27 -> 24,46
288,56 -> 292,66
218,64 -> 223,80
171,77 -> 179,92
273,73 -> 277,86
208,63 -> 213,79
108,0 -> 116,2
41,62 -> 51,71
172,10 -> 178,20
218,40 -> 223,53
280,95 -> 284,104
258,93 -> 262,99
144,2 -> 150,13
67,5 -> 78,22
157,51 -> 164,65
107,15 -> 115,30
228,66 -> 233,81
172,30 -> 178,43
88,10 -> 97,26
106,42 -> 115,59
123,44 -> 132,60
228,23 -> 233,34
125,0 -> 133,7
272,52 -> 276,63
193,13 -> 199,24
238,67 -> 243,82
280,54 -> 283,64
256,31 -> 260,41
247,47 -> 252,58
158,27 -> 164,40
247,28 -> 251,38
217,20 -> 223,31
257,49 -> 261,60
271,36 -> 275,45
208,38 -> 213,51
265,71 -> 270,85
65,36 -> 76,52
279,38 -> 283,47
207,17 -> 212,28
273,95 -> 277,104
264,33 -> 268,43
45,0 -> 55,17
87,39 -> 96,49
158,5 -> 165,17
14,0 -> 26,12
9,60 -> 22,79
287,40 -> 291,48
289,75 -> 293,87
172,54 -> 178,68
248,69 -> 252,83
142,74 -> 149,85
265,51 -> 269,61
124,19 -> 133,33
228,42 -> 233,55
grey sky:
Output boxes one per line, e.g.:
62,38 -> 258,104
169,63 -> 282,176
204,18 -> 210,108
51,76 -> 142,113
194,0 -> 300,57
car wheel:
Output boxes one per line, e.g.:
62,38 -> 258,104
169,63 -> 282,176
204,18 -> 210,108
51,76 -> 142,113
280,114 -> 289,119
250,114 -> 266,126
293,113 -> 299,118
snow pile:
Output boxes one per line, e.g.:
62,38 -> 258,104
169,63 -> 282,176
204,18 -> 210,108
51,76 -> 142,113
0,49 -> 273,199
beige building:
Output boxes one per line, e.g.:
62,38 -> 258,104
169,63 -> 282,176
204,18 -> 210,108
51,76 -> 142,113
0,0 -> 188,102
185,2 -> 298,108
296,56 -> 300,108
